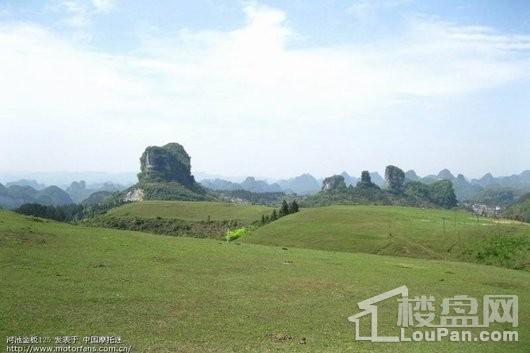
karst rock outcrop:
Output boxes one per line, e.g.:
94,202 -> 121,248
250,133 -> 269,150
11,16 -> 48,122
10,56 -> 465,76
138,143 -> 196,187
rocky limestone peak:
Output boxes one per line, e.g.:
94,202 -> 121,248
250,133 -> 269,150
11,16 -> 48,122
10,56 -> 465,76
456,174 -> 467,182
405,169 -> 420,181
481,173 -> 494,182
68,180 -> 86,191
438,169 -> 456,181
138,142 -> 195,187
357,170 -> 378,188
322,175 -> 346,192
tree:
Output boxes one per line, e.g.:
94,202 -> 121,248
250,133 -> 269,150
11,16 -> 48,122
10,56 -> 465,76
428,180 -> 457,209
270,209 -> 278,221
289,200 -> 299,213
404,181 -> 430,200
385,165 -> 405,193
279,200 -> 290,217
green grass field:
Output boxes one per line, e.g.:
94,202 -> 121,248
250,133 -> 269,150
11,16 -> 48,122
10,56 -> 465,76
246,205 -> 530,268
1,210 -> 529,352
107,200 -> 272,224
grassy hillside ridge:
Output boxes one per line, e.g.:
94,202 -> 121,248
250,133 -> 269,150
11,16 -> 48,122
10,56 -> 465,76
1,210 -> 528,352
107,200 -> 273,223
85,200 -> 274,239
246,205 -> 530,269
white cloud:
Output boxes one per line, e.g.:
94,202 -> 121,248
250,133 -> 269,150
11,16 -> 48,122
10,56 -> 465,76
90,0 -> 114,13
57,0 -> 91,28
126,7 -> 530,121
348,0 -> 412,19
51,0 -> 114,30
1,3 -> 530,175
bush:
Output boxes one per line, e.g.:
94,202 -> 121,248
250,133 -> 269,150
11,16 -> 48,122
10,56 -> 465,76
225,227 -> 248,242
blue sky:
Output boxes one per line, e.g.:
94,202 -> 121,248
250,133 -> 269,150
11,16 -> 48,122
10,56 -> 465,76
1,0 -> 529,179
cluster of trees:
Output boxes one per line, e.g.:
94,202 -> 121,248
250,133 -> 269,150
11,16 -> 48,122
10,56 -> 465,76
15,197 -> 125,222
404,180 -> 457,209
504,193 -> 530,223
470,187 -> 517,207
16,203 -> 84,222
261,200 -> 299,224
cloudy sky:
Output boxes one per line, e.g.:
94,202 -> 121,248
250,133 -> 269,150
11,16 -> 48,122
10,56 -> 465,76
1,0 -> 529,180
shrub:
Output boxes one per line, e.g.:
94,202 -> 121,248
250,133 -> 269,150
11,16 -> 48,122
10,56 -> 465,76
462,234 -> 529,270
225,227 -> 248,242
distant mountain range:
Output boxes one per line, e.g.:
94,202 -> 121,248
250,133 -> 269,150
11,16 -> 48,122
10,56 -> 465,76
201,177 -> 284,194
5,179 -> 47,190
405,169 -> 530,202
1,167 -> 529,209
200,169 -> 530,201
66,180 -> 126,203
273,174 -> 317,195
0,179 -> 127,209
0,184 -> 72,209
201,171 -> 386,196
472,170 -> 530,189
0,171 -> 137,186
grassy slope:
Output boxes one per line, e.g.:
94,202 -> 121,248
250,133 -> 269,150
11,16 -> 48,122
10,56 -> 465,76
107,200 -> 272,224
246,205 -> 530,265
1,211 -> 529,353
